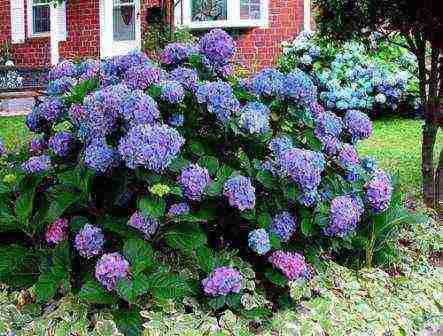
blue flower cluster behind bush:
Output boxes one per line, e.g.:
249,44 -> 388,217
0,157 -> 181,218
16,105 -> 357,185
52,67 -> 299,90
0,28 -> 399,319
279,31 -> 421,118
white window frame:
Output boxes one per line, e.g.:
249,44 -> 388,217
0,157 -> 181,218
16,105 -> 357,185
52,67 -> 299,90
175,0 -> 269,29
27,0 -> 50,37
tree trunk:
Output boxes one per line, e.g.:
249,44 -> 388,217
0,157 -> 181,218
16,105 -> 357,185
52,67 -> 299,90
422,109 -> 438,208
436,148 -> 443,212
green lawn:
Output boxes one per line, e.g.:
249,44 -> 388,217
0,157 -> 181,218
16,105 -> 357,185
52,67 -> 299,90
1,116 -> 441,198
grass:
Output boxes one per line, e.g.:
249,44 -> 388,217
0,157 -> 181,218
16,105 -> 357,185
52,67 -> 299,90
357,118 -> 442,198
1,115 -> 441,198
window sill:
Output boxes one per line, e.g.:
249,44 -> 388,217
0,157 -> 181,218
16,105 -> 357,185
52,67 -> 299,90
178,19 -> 269,30
28,32 -> 50,38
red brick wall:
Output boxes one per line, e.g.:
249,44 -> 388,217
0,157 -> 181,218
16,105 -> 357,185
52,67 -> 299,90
1,0 -> 304,70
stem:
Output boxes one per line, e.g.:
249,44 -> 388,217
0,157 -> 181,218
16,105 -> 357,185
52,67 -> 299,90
422,117 -> 438,208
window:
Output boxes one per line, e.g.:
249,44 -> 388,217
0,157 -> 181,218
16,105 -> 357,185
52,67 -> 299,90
176,0 -> 269,29
30,0 -> 50,36
113,0 -> 136,41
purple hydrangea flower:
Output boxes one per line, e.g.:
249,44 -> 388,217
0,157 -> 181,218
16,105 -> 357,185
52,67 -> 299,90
37,97 -> 64,123
338,144 -> 360,168
343,110 -> 372,142
95,253 -> 130,291
77,59 -> 100,82
160,42 -> 199,66
248,229 -> 271,255
119,90 -> 160,126
84,139 -> 118,173
223,175 -> 256,211
285,69 -> 317,105
26,110 -> 44,133
345,165 -> 360,182
74,224 -> 105,259
29,137 -> 47,156
314,111 -> 343,139
269,136 -> 293,157
202,266 -> 242,296
198,29 -> 236,66
48,131 -> 74,157
298,191 -> 319,207
169,114 -> 185,127
278,148 -> 325,193
0,139 -> 4,156
118,124 -> 185,171
239,102 -> 270,134
99,58 -> 120,85
268,251 -> 308,280
68,104 -> 88,126
251,68 -> 286,98
160,81 -> 185,104
361,156 -> 377,173
114,52 -> 150,73
22,155 -> 52,174
320,135 -> 343,156
364,170 -> 392,213
124,64 -> 167,90
216,64 -> 234,79
196,81 -> 240,123
178,164 -> 210,201
309,101 -> 325,119
269,211 -> 297,243
167,202 -> 190,217
49,60 -> 77,80
45,218 -> 68,244
325,196 -> 364,237
170,67 -> 199,92
127,212 -> 159,239
47,77 -> 76,95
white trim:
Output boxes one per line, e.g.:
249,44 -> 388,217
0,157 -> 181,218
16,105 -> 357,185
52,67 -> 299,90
175,0 -> 269,30
10,0 -> 26,44
50,2 -> 59,65
304,0 -> 311,31
27,0 -> 50,38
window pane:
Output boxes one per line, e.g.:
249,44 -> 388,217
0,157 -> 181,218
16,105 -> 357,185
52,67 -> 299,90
113,4 -> 135,41
192,0 -> 227,22
240,0 -> 261,20
33,5 -> 50,33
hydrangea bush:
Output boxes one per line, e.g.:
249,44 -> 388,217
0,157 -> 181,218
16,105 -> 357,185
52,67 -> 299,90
279,31 -> 421,118
0,28 -> 407,330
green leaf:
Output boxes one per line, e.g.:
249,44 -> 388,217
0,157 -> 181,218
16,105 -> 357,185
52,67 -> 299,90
265,268 -> 288,287
204,180 -> 223,197
167,156 -> 188,173
208,296 -> 226,310
123,239 -> 154,274
45,186 -> 80,223
78,280 -> 117,305
112,309 -> 142,336
0,244 -> 39,288
198,155 -> 219,175
256,170 -> 279,190
257,212 -> 271,228
269,233 -> 282,249
304,129 -> 323,151
69,216 -> 90,233
116,273 -> 150,303
189,141 -> 206,156
165,225 -> 207,252
300,217 -> 313,236
15,190 -> 35,225
34,272 -> 59,303
149,272 -> 191,300
138,195 -> 165,218
226,293 -> 242,309
240,307 -> 272,319
195,246 -> 215,273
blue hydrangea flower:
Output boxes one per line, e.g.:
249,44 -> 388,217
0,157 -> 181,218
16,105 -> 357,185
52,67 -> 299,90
36,97 -> 64,123
269,136 -> 293,157
285,69 -> 317,105
68,104 -> 88,127
160,42 -> 199,66
308,101 -> 325,119
178,164 -> 210,201
223,175 -> 255,211
169,114 -> 185,127
84,139 -> 118,173
0,139 -> 5,156
325,196 -> 364,238
74,224 -> 105,259
118,124 -> 185,171
95,253 -> 130,291
251,68 -> 286,98
269,211 -> 297,243
364,170 -> 392,213
167,203 -> 190,217
128,212 -> 159,239
343,109 -> 372,142
47,77 -> 76,95
160,81 -> 185,104
196,81 -> 240,123
77,59 -> 100,82
49,60 -> 77,80
26,110 -> 44,133
118,90 -> 160,126
278,148 -> 325,193
198,29 -> 236,66
48,131 -> 74,157
345,165 -> 360,182
114,52 -> 150,73
361,156 -> 377,173
202,266 -> 242,296
22,155 -> 52,174
170,67 -> 199,92
338,144 -> 360,168
298,191 -> 319,207
238,102 -> 270,134
314,111 -> 343,139
248,229 -> 271,255
124,64 -> 167,90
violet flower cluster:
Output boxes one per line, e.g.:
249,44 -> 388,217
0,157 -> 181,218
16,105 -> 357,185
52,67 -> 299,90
198,28 -> 236,67
95,253 -> 130,291
178,164 -> 210,201
248,229 -> 271,255
128,212 -> 159,239
364,170 -> 393,213
74,224 -> 105,259
223,175 -> 256,211
45,218 -> 69,244
170,67 -> 199,92
124,64 -> 166,90
84,139 -> 118,173
167,202 -> 190,217
325,196 -> 364,237
251,68 -> 287,98
160,42 -> 199,66
268,251 -> 309,280
160,80 -> 185,104
238,102 -> 270,134
48,131 -> 74,157
269,212 -> 297,243
343,109 -> 372,142
202,266 -> 242,296
22,155 -> 52,174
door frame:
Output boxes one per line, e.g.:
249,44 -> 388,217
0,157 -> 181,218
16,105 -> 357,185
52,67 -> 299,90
99,0 -> 142,58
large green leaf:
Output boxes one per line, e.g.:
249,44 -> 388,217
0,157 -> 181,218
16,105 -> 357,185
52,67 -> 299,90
116,273 -> 150,303
195,246 -> 215,273
78,280 -> 117,305
138,195 -> 165,219
0,244 -> 40,288
148,272 -> 191,300
123,238 -> 154,274
45,186 -> 81,224
165,225 -> 207,252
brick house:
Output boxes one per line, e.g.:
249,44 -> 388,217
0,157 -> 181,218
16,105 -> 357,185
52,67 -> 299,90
1,0 -> 311,70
